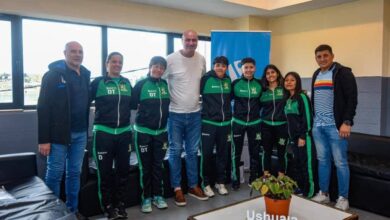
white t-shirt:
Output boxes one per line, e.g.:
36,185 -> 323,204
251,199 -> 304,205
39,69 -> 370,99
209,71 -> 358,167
165,51 -> 206,113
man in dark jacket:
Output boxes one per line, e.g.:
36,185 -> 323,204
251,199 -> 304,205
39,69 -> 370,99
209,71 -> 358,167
37,41 -> 90,216
310,44 -> 358,211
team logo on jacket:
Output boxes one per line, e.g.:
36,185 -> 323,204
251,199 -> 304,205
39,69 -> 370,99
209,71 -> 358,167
224,82 -> 229,90
251,87 -> 258,95
160,88 -> 168,95
276,89 -> 283,96
120,84 -> 128,92
256,133 -> 261,140
227,134 -> 232,142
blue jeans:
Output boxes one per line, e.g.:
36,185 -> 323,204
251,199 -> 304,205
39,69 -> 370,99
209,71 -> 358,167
168,111 -> 201,189
45,131 -> 87,212
312,125 -> 349,198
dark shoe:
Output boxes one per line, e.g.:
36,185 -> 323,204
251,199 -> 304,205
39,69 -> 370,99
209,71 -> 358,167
188,186 -> 208,201
174,189 -> 186,206
116,202 -> 128,219
105,204 -> 120,220
232,181 -> 240,191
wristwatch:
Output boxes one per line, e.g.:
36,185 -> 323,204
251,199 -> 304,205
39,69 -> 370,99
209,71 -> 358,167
343,120 -> 352,126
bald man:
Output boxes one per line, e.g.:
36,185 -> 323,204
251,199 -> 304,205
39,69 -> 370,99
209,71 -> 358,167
164,30 -> 208,206
38,41 -> 90,217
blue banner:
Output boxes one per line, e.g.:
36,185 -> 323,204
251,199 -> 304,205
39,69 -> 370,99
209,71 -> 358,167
211,31 -> 271,80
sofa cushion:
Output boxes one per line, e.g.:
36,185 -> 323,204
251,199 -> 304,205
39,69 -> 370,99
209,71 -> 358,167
349,152 -> 390,181
0,176 -> 72,219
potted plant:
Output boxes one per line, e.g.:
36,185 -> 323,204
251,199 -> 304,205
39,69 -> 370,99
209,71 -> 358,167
250,174 -> 298,217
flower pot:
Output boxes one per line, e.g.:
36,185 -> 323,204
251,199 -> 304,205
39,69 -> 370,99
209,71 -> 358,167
264,196 -> 291,217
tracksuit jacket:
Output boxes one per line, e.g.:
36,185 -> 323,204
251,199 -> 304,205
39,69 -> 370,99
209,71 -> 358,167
284,92 -> 316,198
231,76 -> 263,185
200,70 -> 231,187
90,75 -> 132,209
132,75 -> 170,200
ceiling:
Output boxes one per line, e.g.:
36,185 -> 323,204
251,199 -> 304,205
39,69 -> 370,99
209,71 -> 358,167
127,0 -> 356,18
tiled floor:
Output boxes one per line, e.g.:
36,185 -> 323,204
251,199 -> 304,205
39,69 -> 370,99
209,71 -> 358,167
89,183 -> 390,220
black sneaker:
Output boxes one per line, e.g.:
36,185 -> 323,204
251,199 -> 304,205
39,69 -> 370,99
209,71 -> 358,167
116,202 -> 128,219
105,204 -> 120,220
232,181 -> 240,191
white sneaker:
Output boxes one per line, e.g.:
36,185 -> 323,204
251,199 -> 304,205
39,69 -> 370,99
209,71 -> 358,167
335,196 -> 349,211
215,184 -> 228,195
203,185 -> 215,197
311,191 -> 330,204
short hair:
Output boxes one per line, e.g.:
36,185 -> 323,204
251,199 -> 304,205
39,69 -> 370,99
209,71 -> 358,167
213,56 -> 229,66
149,56 -> 167,69
315,44 -> 333,54
241,57 -> 256,66
261,64 -> 284,87
284,71 -> 302,98
106,52 -> 123,63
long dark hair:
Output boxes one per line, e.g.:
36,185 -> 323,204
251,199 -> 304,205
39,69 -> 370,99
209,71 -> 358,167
261,64 -> 283,88
284,71 -> 302,99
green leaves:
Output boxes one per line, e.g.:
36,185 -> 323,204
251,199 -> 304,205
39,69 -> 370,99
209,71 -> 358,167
250,174 -> 298,200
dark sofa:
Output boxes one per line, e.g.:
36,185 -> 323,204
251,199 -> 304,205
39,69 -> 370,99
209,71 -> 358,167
0,152 -> 75,220
328,132 -> 390,217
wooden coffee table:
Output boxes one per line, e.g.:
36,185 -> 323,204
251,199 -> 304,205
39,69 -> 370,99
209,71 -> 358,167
188,195 -> 358,220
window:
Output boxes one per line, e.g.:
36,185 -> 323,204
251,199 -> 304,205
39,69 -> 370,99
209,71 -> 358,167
107,28 -> 167,86
0,20 -> 12,104
174,38 -> 211,71
22,19 -> 102,105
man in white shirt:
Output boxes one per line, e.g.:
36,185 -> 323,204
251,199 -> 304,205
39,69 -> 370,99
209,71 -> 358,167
165,30 -> 208,206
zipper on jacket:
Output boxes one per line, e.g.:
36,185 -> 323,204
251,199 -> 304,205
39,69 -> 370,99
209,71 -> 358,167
157,81 -> 163,129
220,79 -> 225,121
116,80 -> 121,127
247,80 -> 251,122
271,88 -> 276,125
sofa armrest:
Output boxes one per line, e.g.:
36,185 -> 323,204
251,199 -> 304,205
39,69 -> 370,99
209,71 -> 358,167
0,152 -> 37,184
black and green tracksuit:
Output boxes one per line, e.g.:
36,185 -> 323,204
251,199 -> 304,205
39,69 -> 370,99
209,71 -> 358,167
284,92 -> 316,198
132,75 -> 170,201
90,76 -> 132,210
260,86 -> 288,174
200,70 -> 232,187
231,76 -> 263,185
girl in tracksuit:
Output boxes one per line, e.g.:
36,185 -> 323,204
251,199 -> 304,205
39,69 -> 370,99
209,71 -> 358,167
90,52 -> 132,219
132,56 -> 170,213
200,56 -> 232,197
260,64 -> 288,177
231,57 -> 263,189
284,71 -> 316,198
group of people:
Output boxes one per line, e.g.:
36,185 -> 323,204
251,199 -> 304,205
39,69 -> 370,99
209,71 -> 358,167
37,29 -> 357,220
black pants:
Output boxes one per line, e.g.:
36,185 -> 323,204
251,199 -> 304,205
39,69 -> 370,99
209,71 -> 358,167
261,123 -> 288,174
290,135 -> 316,198
200,123 -> 231,187
134,131 -> 168,200
232,122 -> 262,184
92,130 -> 131,209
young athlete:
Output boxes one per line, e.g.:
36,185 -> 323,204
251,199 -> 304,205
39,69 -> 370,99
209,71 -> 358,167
284,71 -> 316,198
200,56 -> 232,197
231,57 -> 263,189
260,64 -> 288,177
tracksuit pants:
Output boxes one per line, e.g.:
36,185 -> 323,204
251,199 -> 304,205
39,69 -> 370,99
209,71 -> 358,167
261,123 -> 288,174
92,130 -> 131,209
231,122 -> 262,185
289,135 -> 316,198
134,131 -> 168,200
200,123 -> 231,187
